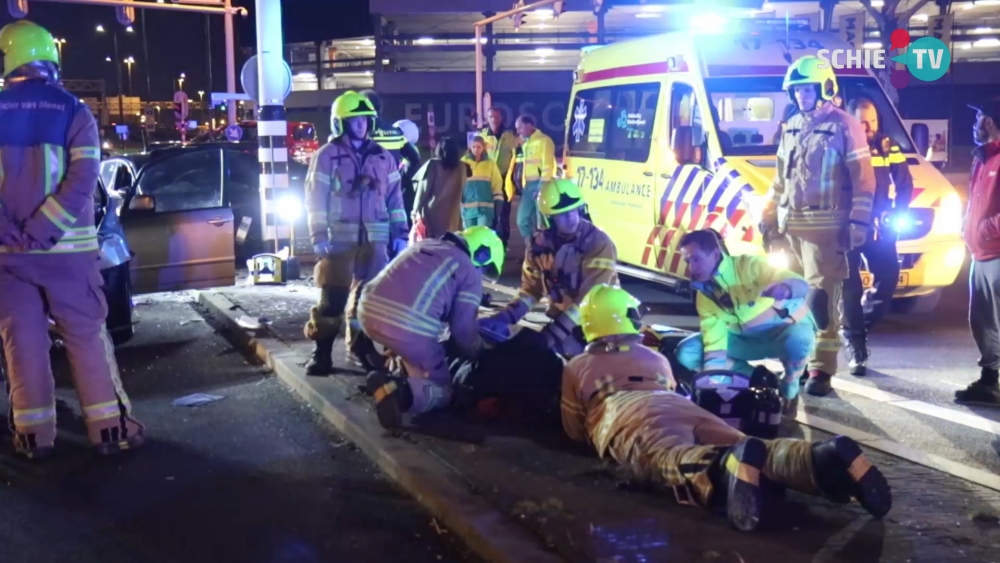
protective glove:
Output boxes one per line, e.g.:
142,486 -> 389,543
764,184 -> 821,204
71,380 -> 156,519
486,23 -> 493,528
391,238 -> 408,257
848,222 -> 868,250
313,241 -> 331,256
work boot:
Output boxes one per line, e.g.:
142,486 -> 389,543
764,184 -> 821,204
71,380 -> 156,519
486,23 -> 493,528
954,369 -> 1000,408
350,334 -> 387,373
847,340 -> 869,377
305,338 -> 335,376
366,370 -> 414,430
811,436 -> 892,519
805,370 -> 833,397
12,440 -> 54,462
95,428 -> 146,456
719,437 -> 776,532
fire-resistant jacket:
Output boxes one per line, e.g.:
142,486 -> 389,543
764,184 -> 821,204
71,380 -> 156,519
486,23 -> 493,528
0,81 -> 102,257
460,154 -> 504,221
561,335 -> 677,456
306,136 -> 407,247
964,140 -> 1000,261
504,145 -> 525,202
869,133 -> 914,218
768,102 -> 877,239
522,129 -> 556,186
691,253 -> 811,370
492,220 -> 618,335
357,232 -> 484,359
479,125 -> 519,182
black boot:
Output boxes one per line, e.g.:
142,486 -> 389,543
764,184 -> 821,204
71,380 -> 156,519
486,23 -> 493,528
305,338 -> 335,376
715,437 -> 775,532
350,333 -> 387,373
811,436 -> 892,518
366,370 -> 414,429
848,340 -> 869,377
954,369 -> 1000,407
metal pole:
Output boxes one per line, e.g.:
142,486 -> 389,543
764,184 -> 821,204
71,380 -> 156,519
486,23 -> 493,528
141,9 -> 152,101
224,0 -> 237,125
255,0 -> 290,248
31,0 -> 246,15
206,14 -> 214,123
114,33 -> 124,123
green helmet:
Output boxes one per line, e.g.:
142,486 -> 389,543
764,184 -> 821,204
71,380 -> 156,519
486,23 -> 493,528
579,284 -> 642,343
782,55 -> 838,102
0,21 -> 59,78
458,226 -> 505,279
330,90 -> 377,138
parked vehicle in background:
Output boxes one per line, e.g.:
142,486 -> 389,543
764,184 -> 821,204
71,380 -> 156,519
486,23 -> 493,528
193,120 -> 320,164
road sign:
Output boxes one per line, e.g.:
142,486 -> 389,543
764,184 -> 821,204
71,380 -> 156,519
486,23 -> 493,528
173,90 -> 189,121
224,124 -> 243,142
240,54 -> 292,102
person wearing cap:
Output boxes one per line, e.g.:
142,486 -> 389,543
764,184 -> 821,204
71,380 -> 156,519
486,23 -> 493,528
359,226 -> 505,429
0,20 -> 145,459
479,179 -> 618,358
304,91 -> 408,376
956,98 -> 1000,408
760,56 -> 877,396
561,283 -> 892,532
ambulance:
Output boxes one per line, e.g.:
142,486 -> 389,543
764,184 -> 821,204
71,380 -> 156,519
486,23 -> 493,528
563,18 -> 965,313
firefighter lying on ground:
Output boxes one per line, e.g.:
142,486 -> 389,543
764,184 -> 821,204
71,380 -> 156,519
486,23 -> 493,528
360,226 -> 506,429
561,283 -> 892,532
303,90 -> 408,376
673,229 -> 819,407
478,179 -> 618,357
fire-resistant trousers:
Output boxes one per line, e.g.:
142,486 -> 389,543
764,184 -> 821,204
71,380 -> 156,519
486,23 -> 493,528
304,241 -> 388,349
0,254 -> 143,452
784,233 -> 847,375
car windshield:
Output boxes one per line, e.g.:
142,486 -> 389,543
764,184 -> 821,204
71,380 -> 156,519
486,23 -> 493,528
703,76 -> 915,157
293,124 -> 316,142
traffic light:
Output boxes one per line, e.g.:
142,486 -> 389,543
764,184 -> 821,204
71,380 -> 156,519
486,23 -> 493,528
554,1 -> 566,17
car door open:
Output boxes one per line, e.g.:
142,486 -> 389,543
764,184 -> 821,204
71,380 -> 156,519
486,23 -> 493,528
121,148 -> 236,293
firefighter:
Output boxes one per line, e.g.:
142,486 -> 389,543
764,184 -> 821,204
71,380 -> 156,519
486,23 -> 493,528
513,114 -> 556,240
361,90 -> 422,219
461,135 -> 504,228
360,226 -> 505,429
562,283 -> 892,531
840,98 -> 914,376
761,55 -> 876,396
672,229 -> 816,407
304,90 -> 408,376
480,108 -> 519,242
479,179 -> 617,358
0,21 -> 144,459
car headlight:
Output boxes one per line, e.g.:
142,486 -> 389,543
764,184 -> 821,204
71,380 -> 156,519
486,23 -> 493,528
767,250 -> 789,270
275,195 -> 303,222
932,191 -> 963,236
884,210 -> 915,234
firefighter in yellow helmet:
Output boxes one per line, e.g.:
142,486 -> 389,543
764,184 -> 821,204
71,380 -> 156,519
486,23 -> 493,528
479,179 -> 618,358
359,226 -> 505,429
760,56 -> 876,396
561,284 -> 892,531
303,90 -> 408,375
0,20 -> 144,459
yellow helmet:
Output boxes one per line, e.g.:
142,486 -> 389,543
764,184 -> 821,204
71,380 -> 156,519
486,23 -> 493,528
0,21 -> 59,78
458,226 -> 505,279
782,55 -> 838,101
330,90 -> 377,138
579,284 -> 643,343
537,179 -> 586,217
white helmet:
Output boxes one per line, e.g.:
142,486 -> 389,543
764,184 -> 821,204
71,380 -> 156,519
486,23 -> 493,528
394,119 -> 419,145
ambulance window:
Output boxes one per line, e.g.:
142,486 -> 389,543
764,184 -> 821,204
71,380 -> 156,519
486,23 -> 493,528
567,83 -> 659,162
669,83 -> 704,147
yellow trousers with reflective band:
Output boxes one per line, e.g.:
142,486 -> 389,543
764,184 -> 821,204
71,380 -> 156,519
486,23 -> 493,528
783,232 -> 847,375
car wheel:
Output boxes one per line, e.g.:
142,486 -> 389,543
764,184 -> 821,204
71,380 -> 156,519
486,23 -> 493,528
103,262 -> 135,346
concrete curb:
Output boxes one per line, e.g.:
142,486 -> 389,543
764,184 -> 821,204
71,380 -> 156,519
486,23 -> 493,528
197,290 -> 564,563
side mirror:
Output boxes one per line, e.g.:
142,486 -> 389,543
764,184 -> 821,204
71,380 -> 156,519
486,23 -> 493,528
129,194 -> 155,211
671,125 -> 695,165
911,123 -> 930,157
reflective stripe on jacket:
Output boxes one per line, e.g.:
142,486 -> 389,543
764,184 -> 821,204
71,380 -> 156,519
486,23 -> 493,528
768,103 -> 876,238
305,136 -> 405,246
357,233 -> 484,359
0,81 -> 101,257
479,126 -> 519,181
460,155 -> 503,216
522,129 -> 556,184
869,134 -> 914,216
691,254 -> 811,370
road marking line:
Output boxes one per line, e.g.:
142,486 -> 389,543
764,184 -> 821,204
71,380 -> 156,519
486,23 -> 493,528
794,409 -> 1000,493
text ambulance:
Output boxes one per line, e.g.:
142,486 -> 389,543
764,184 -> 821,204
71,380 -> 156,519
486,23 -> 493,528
563,20 -> 965,313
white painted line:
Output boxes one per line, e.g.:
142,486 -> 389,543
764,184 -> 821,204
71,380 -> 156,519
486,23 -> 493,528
793,409 -> 1000,493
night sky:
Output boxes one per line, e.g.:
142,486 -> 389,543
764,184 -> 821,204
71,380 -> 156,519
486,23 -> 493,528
0,0 -> 370,99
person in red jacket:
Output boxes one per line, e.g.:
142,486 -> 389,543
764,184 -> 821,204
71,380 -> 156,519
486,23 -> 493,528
957,97 -> 1000,408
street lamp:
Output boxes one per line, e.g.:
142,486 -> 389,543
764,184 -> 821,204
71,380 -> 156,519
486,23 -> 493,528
126,26 -> 134,33
178,72 -> 186,91
124,57 -> 135,96
97,24 -> 125,123
53,38 -> 66,61
198,90 -> 205,122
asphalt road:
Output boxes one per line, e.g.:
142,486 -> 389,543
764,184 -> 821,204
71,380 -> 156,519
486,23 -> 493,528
0,295 -> 478,563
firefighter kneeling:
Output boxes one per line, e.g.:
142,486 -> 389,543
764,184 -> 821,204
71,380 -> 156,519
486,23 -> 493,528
359,226 -> 505,429
562,284 -> 892,531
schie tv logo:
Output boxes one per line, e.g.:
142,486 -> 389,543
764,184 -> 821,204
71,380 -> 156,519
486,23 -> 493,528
815,29 -> 951,89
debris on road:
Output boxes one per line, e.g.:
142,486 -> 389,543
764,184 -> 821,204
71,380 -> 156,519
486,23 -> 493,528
172,393 -> 225,407
236,315 -> 263,330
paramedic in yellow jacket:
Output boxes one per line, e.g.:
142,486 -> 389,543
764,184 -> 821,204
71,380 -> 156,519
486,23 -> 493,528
673,229 -> 816,406
762,55 -> 877,397
514,114 -> 556,239
480,179 -> 617,357
562,284 -> 891,532
304,91 -> 408,375
501,144 -> 526,248
460,136 -> 504,228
